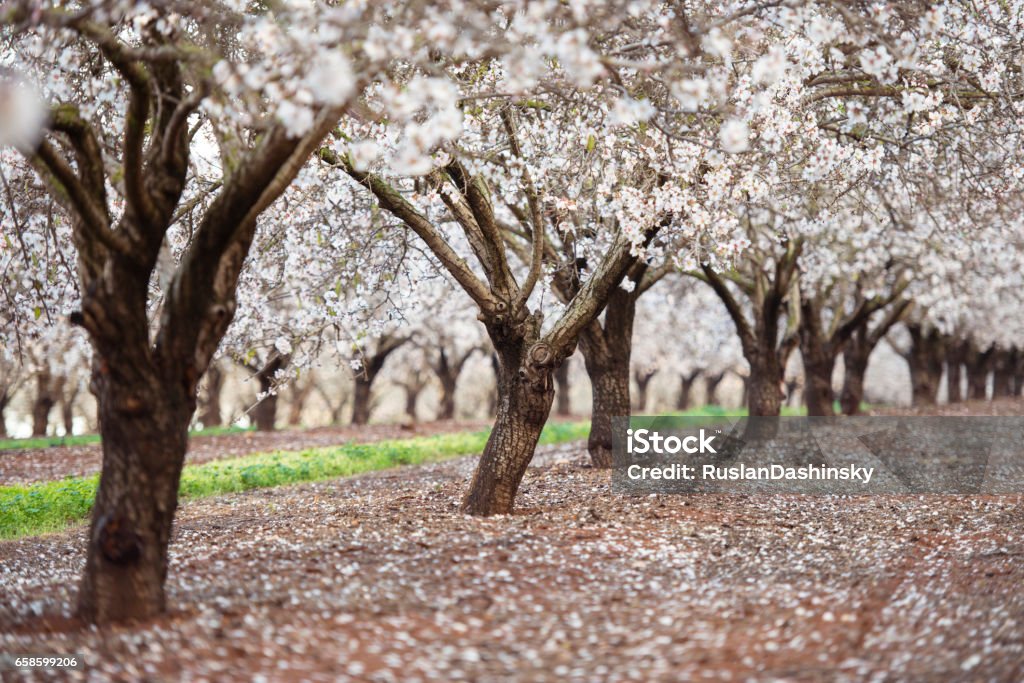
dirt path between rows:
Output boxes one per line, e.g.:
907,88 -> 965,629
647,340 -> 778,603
1,437 -> 1022,681
0,420 -> 492,486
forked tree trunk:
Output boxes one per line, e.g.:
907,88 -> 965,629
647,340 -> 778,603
633,369 -> 656,412
403,380 -> 425,422
554,362 -> 571,416
676,370 -> 701,411
705,371 -> 726,407
78,361 -> 193,623
578,288 -> 636,469
462,336 -> 557,516
286,377 -> 314,427
198,363 -> 224,428
802,352 -> 836,417
906,325 -> 945,407
432,347 -> 477,421
945,340 -> 966,404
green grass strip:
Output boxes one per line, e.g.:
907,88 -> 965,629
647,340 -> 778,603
0,421 -> 590,540
0,425 -> 253,452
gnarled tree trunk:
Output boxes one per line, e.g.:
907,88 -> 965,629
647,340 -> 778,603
746,349 -> 784,417
462,330 -> 558,516
78,359 -> 193,623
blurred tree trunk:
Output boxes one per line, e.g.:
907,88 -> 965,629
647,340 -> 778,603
633,367 -> 657,412
705,371 -> 726,407
431,346 -> 479,421
553,361 -> 571,416
906,324 -> 945,406
351,334 -> 408,426
992,348 -> 1016,399
964,344 -> 993,400
198,363 -> 225,428
61,380 -> 81,436
251,355 -> 288,432
31,369 -> 64,437
945,339 -> 966,403
286,373 -> 315,426
676,370 -> 701,411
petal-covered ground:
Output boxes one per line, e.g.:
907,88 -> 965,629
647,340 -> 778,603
1,438 -> 1022,681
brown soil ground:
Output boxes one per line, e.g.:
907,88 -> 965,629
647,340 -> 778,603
1,403 -> 1023,681
0,420 -> 491,486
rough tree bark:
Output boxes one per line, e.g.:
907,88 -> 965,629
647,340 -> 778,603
351,334 -> 408,426
905,324 -> 945,407
15,19 -> 345,622
197,363 -> 225,428
676,369 -> 701,411
553,361 -> 572,416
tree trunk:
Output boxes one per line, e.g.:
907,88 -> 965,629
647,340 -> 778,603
746,349 -> 783,417
802,352 -> 836,417
251,356 -> 286,432
705,371 -> 726,406
906,325 -> 944,407
554,362 -> 571,416
633,369 -> 656,412
198,364 -> 224,428
77,361 -> 192,624
404,384 -> 423,422
676,371 -> 700,411
31,370 -> 60,437
61,386 -> 78,436
992,349 -> 1016,398
0,395 -> 9,438
840,343 -> 871,415
798,299 -> 838,417
437,373 -> 458,420
462,335 -> 557,516
351,374 -> 374,426
578,288 -> 636,468
945,340 -> 966,403
582,352 -> 630,469
965,345 -> 991,400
